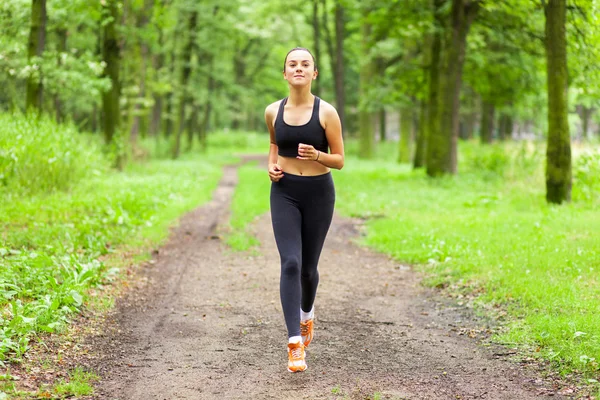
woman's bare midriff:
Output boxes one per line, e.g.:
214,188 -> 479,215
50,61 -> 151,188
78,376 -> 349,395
278,156 -> 330,176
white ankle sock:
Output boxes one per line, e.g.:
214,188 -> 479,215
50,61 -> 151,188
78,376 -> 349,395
289,336 -> 302,344
301,306 -> 314,322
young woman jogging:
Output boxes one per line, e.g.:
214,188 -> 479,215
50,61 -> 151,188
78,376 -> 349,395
264,47 -> 345,372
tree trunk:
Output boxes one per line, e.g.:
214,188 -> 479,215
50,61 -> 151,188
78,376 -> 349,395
172,10 -> 197,159
580,106 -> 592,139
425,0 -> 444,176
150,44 -> 164,136
101,0 -> 121,146
312,0 -> 321,97
186,102 -> 198,151
498,113 -> 513,141
26,0 -> 47,111
428,0 -> 478,176
130,0 -> 153,147
358,15 -> 375,158
398,107 -> 413,163
334,1 -> 346,132
379,109 -> 386,142
54,27 -> 67,122
199,55 -> 215,152
480,101 -> 494,144
414,98 -> 428,168
414,31 -> 432,169
545,0 -> 571,203
164,50 -> 176,137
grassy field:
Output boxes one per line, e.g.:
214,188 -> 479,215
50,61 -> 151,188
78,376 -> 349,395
334,142 -> 600,380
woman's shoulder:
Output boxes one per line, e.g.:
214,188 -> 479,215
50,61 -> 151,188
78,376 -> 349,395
265,99 -> 284,112
265,99 -> 284,119
317,98 -> 339,118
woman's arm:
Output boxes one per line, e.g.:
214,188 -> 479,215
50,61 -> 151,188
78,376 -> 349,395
302,102 -> 344,170
265,103 -> 284,182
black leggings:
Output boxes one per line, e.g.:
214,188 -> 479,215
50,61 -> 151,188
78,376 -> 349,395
270,172 -> 335,338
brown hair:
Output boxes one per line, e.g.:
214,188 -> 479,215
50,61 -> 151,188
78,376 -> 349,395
283,47 -> 318,72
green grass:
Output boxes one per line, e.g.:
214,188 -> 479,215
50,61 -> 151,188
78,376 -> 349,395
52,367 -> 98,397
0,156 -> 227,362
225,162 -> 271,251
332,141 -> 600,380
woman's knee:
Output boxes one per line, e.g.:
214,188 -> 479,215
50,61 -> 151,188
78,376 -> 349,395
281,255 -> 301,277
301,268 -> 319,282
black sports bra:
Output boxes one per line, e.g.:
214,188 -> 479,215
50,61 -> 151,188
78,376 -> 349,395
274,96 -> 329,158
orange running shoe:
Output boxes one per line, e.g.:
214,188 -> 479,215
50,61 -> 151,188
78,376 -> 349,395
300,319 -> 314,347
287,342 -> 307,372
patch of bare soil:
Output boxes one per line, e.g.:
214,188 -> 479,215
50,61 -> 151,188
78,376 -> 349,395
85,163 -> 572,400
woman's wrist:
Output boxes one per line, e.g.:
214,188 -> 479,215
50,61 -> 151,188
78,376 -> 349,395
315,151 -> 320,161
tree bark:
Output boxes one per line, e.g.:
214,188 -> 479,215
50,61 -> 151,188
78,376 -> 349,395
428,0 -> 478,176
334,1 -> 346,132
101,0 -> 121,145
480,101 -> 494,144
425,0 -> 444,176
398,107 -> 413,163
312,0 -> 321,97
580,106 -> 592,139
149,48 -> 164,136
130,0 -> 153,147
414,98 -> 428,168
379,109 -> 386,142
544,0 -> 571,203
172,10 -> 197,159
54,27 -> 67,122
199,54 -> 215,152
414,31 -> 432,169
26,0 -> 47,111
358,14 -> 375,158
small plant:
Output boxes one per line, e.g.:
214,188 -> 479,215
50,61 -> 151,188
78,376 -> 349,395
53,367 -> 99,397
331,385 -> 343,395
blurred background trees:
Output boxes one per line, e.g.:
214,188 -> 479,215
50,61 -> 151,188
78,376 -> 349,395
1,0 -> 599,203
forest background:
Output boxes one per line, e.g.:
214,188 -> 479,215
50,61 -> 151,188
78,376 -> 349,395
1,0 -> 600,398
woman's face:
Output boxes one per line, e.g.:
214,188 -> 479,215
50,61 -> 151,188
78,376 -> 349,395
283,50 -> 318,86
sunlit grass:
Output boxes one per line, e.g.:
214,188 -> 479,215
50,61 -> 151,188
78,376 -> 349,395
333,139 -> 600,378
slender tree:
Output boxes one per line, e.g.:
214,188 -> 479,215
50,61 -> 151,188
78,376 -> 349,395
398,108 -> 413,163
428,0 -> 479,176
312,0 -> 321,97
101,0 -> 121,145
544,0 -> 571,203
172,9 -> 197,159
26,0 -> 47,111
414,31 -> 433,169
425,0 -> 444,176
358,10 -> 375,159
480,101 -> 494,143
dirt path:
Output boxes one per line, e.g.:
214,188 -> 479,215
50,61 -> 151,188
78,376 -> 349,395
88,162 -> 567,400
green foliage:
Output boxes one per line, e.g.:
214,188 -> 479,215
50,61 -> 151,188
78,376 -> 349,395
0,113 -> 108,195
334,139 -> 600,378
572,149 -> 600,205
0,126 -> 225,361
459,140 -> 545,181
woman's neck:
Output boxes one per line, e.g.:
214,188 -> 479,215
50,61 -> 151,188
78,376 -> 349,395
287,86 -> 313,107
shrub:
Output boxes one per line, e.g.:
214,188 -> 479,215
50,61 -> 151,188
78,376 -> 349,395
0,113 -> 108,195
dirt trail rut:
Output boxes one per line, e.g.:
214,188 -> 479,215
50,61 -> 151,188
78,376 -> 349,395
89,162 -> 567,400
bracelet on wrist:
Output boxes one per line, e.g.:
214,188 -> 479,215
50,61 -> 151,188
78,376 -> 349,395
316,151 -> 320,161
